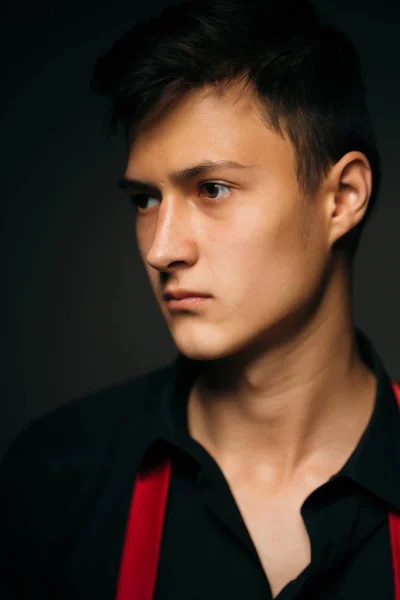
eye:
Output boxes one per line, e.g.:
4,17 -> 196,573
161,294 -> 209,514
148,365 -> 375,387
129,182 -> 231,212
130,194 -> 160,211
200,182 -> 232,200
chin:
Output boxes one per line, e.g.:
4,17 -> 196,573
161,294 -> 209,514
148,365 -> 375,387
175,343 -> 226,362
172,330 -> 249,363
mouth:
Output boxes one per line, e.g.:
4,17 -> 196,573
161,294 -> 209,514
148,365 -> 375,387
166,296 -> 211,310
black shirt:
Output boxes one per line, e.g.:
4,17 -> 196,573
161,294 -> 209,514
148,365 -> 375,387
1,328 -> 400,599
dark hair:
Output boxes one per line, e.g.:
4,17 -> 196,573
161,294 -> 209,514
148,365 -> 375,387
91,0 -> 381,257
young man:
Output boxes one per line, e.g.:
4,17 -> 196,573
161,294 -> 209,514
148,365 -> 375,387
1,0 -> 399,598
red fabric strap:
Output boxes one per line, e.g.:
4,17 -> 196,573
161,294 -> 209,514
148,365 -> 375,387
390,381 -> 400,600
115,380 -> 400,600
115,449 -> 171,600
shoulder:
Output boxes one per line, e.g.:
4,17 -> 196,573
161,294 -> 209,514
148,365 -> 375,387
8,362 -> 170,451
0,362 -> 178,594
1,361 -> 173,474
0,361 -> 175,535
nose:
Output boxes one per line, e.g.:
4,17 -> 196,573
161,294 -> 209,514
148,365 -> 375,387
144,195 -> 198,272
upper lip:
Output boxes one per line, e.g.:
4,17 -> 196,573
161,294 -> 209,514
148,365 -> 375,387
164,289 -> 211,300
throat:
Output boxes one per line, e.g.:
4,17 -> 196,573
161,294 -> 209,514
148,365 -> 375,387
187,362 -> 377,485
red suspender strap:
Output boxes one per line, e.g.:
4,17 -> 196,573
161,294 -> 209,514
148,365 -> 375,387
390,381 -> 400,600
115,450 -> 172,600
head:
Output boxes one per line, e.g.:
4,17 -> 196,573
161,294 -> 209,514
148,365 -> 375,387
91,0 -> 381,361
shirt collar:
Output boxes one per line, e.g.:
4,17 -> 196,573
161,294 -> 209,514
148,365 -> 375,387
157,328 -> 400,509
158,351 -> 203,452
337,328 -> 400,510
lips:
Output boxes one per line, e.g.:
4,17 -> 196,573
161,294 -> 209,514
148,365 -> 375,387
165,295 -> 211,310
164,290 -> 211,300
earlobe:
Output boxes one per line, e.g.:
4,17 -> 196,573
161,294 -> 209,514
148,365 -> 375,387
327,151 -> 372,247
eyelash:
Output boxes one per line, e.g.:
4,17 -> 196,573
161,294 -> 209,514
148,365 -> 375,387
130,182 -> 232,211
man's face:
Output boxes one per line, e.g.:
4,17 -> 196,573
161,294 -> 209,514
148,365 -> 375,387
124,82 -> 330,361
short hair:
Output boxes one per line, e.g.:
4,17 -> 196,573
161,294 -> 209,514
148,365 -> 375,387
91,0 -> 381,258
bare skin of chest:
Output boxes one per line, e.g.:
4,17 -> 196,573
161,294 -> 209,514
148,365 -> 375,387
227,479 -> 316,598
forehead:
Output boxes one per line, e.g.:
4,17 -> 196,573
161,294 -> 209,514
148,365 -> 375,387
125,82 -> 295,179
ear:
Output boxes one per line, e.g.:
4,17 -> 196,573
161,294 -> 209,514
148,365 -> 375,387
324,151 -> 373,249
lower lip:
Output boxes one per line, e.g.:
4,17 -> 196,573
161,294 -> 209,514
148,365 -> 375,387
166,296 -> 211,310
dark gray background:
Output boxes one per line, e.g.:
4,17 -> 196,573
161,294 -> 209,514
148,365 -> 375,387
1,0 -> 399,459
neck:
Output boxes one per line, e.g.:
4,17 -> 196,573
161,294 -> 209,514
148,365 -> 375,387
187,264 -> 377,484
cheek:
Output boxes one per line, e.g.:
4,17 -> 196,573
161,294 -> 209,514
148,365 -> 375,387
213,202 -> 321,311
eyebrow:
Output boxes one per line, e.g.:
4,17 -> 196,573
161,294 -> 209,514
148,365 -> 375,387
118,160 -> 250,191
